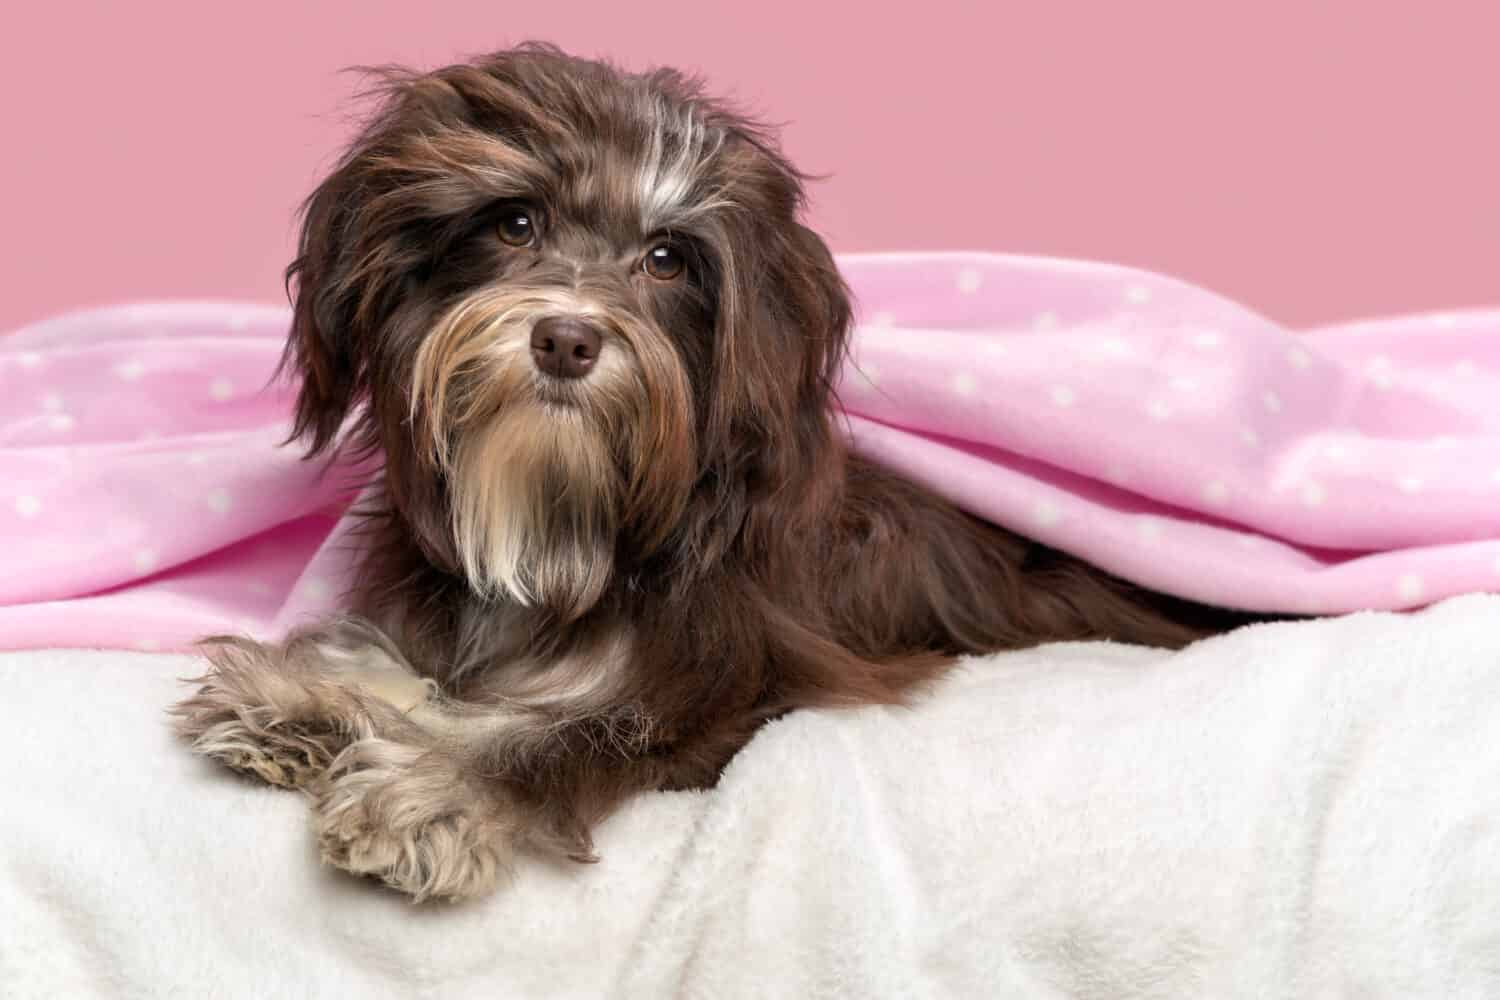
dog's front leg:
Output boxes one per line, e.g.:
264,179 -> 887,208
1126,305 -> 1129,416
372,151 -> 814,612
309,692 -> 662,901
171,619 -> 438,789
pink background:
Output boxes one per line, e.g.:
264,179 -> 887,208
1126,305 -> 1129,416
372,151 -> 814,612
3,2 -> 1495,331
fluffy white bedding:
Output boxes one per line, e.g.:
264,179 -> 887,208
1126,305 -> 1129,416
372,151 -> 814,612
5,596 -> 1500,998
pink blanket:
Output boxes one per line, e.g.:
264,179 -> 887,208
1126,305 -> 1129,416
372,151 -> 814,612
3,253 -> 1497,652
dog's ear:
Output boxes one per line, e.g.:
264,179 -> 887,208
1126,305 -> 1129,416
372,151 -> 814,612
279,54 -> 562,459
703,139 -> 853,496
278,62 -> 497,459
777,219 -> 854,417
281,164 -> 365,457
674,136 -> 854,575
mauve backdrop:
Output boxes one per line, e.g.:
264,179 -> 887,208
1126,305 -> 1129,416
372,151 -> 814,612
2,2 -> 1495,331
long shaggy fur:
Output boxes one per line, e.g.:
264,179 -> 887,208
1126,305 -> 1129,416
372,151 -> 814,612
172,43 -> 1262,901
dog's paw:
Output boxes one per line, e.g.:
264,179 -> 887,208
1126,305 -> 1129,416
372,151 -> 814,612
170,637 -> 358,789
311,738 -> 510,902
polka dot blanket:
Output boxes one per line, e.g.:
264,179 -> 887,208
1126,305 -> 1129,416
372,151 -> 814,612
2,253 -> 1497,652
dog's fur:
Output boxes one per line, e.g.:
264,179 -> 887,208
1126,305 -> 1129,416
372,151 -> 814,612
172,44 -> 1257,901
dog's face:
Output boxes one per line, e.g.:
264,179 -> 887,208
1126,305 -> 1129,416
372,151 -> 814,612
285,45 -> 851,618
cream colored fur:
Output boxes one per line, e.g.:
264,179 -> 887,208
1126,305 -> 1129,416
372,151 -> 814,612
172,621 -> 638,900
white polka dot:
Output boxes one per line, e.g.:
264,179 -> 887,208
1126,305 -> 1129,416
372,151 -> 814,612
1032,502 -> 1062,528
1235,534 -> 1264,549
208,378 -> 235,401
1396,574 -> 1425,603
956,268 -> 983,294
1094,336 -> 1130,359
114,360 -> 146,380
228,313 -> 252,331
870,311 -> 896,328
1397,476 -> 1424,494
303,579 -> 332,600
1032,311 -> 1059,331
952,373 -> 977,397
1171,375 -> 1199,393
1300,482 -> 1326,507
133,549 -> 159,573
1124,284 -> 1152,304
981,339 -> 1009,358
41,394 -> 64,412
134,638 -> 162,652
1146,400 -> 1172,421
48,414 -> 75,432
1137,517 -> 1165,542
15,495 -> 42,518
1192,330 -> 1223,350
1454,360 -> 1477,377
1050,385 -> 1076,407
1262,391 -> 1283,414
1365,357 -> 1393,390
1239,427 -> 1261,447
1286,346 -> 1312,370
1433,315 -> 1458,329
1202,480 -> 1230,505
18,351 -> 43,369
206,488 -> 232,514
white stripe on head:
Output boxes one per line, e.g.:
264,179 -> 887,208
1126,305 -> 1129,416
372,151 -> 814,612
636,95 -> 727,231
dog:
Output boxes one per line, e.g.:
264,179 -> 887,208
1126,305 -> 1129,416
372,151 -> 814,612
172,43 -> 1257,901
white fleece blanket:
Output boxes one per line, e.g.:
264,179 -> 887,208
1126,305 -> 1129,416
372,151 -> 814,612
5,595 -> 1500,998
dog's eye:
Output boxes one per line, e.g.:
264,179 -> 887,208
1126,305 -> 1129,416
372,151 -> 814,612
642,244 -> 685,281
497,208 -> 536,247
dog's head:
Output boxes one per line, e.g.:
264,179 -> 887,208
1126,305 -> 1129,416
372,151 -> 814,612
285,44 -> 851,618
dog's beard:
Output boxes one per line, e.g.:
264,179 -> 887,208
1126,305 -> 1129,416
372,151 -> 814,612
410,288 -> 692,617
451,406 -> 617,616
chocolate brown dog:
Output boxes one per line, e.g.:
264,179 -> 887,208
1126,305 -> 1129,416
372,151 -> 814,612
173,44 -> 1252,900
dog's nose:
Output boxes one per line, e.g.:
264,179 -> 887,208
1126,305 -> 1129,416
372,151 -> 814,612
530,318 -> 603,380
